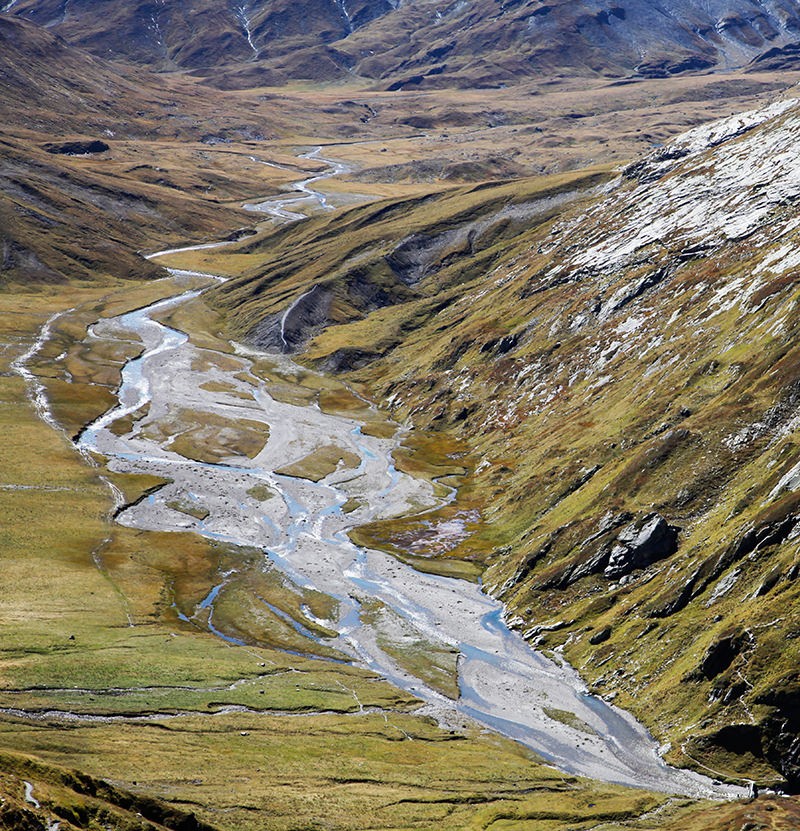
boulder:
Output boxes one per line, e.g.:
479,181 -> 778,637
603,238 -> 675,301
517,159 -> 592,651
589,626 -> 612,645
694,631 -> 748,680
604,513 -> 680,579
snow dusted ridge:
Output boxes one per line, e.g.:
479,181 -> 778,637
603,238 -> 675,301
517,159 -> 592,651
545,98 -> 800,282
438,96 -> 800,436
625,99 -> 799,183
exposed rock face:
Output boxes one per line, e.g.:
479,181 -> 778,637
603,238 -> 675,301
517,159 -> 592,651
532,512 -> 679,589
622,103 -> 794,184
691,630 -> 749,681
248,284 -> 334,353
589,626 -> 612,645
319,348 -> 381,372
604,514 -> 680,579
43,140 -> 110,155
279,284 -> 333,352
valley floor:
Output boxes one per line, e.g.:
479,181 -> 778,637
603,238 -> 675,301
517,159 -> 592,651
4,49 -> 800,830
0,270 -> 683,831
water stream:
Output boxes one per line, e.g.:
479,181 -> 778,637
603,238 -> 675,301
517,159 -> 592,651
59,149 -> 746,798
242,147 -> 350,221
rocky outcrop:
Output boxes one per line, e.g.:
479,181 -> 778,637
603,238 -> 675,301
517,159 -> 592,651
43,139 -> 110,155
248,284 -> 334,353
386,229 -> 472,286
689,630 -> 749,681
589,626 -> 612,645
648,503 -> 800,618
603,514 -> 680,580
319,347 -> 382,372
624,99 -> 797,185
536,512 -> 680,590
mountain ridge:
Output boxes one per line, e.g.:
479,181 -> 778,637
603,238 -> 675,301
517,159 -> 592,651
7,0 -> 800,87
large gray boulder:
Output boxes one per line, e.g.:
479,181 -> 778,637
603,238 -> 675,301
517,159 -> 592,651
604,513 -> 680,579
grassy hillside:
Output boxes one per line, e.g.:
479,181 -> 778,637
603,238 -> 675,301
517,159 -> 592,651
0,17 -> 346,288
200,99 -> 800,791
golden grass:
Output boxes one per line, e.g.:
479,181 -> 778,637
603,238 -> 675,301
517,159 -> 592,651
0,713 -> 665,831
276,445 -> 361,482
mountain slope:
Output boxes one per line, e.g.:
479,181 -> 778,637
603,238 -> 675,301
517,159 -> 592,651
3,0 -> 390,71
202,97 -> 800,789
0,16 -> 280,286
339,0 -> 800,88
7,0 -> 800,86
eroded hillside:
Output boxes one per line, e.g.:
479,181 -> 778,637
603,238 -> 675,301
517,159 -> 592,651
8,0 -> 800,87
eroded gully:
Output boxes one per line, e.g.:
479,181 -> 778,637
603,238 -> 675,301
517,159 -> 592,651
62,149 -> 746,799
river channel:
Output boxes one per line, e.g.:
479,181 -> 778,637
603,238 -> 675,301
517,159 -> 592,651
69,149 -> 746,800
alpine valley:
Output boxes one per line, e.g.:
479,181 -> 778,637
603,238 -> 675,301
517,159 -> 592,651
3,2 -> 800,830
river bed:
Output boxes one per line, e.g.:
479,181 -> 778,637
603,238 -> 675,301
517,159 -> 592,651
72,274 -> 744,800
31,146 -> 746,799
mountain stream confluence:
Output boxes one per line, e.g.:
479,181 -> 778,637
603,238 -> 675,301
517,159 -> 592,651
39,149 -> 746,800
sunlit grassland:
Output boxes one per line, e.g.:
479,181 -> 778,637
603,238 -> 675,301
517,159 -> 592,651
0,714 -> 666,831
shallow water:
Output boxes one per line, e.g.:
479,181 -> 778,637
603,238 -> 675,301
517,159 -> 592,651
74,285 -> 745,800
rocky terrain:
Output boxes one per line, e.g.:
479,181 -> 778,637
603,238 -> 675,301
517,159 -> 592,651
7,0 -> 800,86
